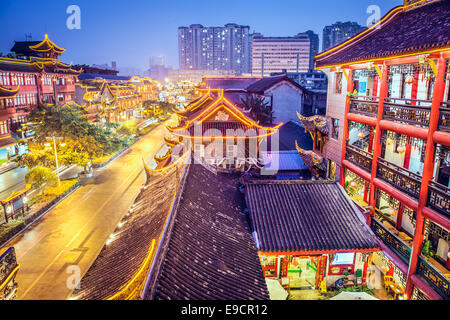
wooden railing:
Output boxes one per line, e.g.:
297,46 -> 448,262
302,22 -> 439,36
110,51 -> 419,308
349,97 -> 378,117
376,158 -> 422,199
370,217 -> 412,265
345,145 -> 373,172
383,98 -> 431,128
438,102 -> 450,132
427,180 -> 450,219
416,256 -> 450,300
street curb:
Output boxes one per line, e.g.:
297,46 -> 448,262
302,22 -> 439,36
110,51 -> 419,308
0,183 -> 81,248
0,163 -> 18,175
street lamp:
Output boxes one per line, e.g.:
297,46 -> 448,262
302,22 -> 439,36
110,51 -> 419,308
45,135 -> 64,170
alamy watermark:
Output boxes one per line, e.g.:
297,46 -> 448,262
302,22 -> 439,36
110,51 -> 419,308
66,5 -> 81,30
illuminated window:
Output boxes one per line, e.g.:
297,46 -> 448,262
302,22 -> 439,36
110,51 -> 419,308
332,252 -> 355,265
331,118 -> 339,139
0,121 -> 8,135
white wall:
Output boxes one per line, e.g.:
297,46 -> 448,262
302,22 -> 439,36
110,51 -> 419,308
323,69 -> 348,182
266,82 -> 303,124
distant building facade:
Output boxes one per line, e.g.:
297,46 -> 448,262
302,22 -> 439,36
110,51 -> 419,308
167,69 -> 236,83
251,32 -> 316,77
178,23 -> 251,75
322,21 -> 366,51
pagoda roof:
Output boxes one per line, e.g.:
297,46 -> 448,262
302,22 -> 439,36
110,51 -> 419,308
171,90 -> 281,138
0,85 -> 19,99
0,57 -> 81,75
245,179 -> 380,254
28,34 -> 66,54
315,0 -> 450,69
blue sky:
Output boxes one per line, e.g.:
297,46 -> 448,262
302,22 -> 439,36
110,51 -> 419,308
0,0 -> 402,71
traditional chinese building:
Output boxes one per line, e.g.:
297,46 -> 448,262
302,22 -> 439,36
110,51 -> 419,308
315,0 -> 450,300
162,88 -> 281,171
244,179 -> 379,291
75,76 -> 159,124
0,34 -> 81,162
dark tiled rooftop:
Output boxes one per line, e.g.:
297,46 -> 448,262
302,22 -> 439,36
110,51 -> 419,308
315,1 -> 450,68
146,163 -> 269,300
246,75 -> 306,94
71,164 -> 182,300
245,180 -> 379,253
267,120 -> 313,151
198,77 -> 261,90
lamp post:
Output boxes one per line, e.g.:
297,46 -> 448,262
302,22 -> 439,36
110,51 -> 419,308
45,135 -> 64,187
45,135 -> 64,170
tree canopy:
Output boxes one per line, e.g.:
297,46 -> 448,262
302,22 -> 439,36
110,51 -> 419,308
16,104 -> 127,169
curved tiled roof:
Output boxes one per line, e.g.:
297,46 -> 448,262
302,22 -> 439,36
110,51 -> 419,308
71,163 -> 183,300
0,85 -> 19,98
145,163 -> 269,300
315,0 -> 450,68
245,180 -> 380,253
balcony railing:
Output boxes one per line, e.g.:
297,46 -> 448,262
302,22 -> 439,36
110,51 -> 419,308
349,97 -> 378,117
416,256 -> 450,300
370,217 -> 412,265
438,102 -> 450,132
376,158 -> 422,199
345,145 -> 373,172
427,180 -> 450,219
383,98 -> 432,128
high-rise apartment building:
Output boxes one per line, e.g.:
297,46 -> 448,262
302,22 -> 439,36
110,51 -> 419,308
322,21 -> 366,52
251,33 -> 314,77
178,23 -> 250,75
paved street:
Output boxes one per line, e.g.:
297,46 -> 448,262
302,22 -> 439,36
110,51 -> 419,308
1,122 -> 169,300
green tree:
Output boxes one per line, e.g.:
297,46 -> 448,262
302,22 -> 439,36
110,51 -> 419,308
17,104 -> 126,169
25,166 -> 59,195
239,94 -> 273,124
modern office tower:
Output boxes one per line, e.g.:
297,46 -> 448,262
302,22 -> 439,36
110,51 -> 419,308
322,21 -> 366,52
150,55 -> 165,68
305,30 -> 320,70
178,23 -> 250,75
251,33 -> 312,77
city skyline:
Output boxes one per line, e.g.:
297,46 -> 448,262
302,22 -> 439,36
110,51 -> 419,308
0,0 -> 402,73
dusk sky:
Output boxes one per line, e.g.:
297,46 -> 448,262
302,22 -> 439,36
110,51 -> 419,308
0,0 -> 402,72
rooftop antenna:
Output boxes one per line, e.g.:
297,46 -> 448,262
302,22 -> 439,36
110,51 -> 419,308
25,33 -> 32,42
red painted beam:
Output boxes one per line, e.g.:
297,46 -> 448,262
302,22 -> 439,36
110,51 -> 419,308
373,178 -> 419,211
422,207 -> 450,230
342,160 -> 372,181
433,130 -> 450,147
379,120 -> 428,140
410,274 -> 443,300
258,248 -> 379,256
347,113 -> 377,127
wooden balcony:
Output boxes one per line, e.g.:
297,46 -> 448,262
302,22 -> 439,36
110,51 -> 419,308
349,97 -> 378,117
376,158 -> 422,199
345,145 -> 373,172
416,256 -> 450,300
438,102 -> 450,132
370,217 -> 412,265
383,98 -> 431,128
427,180 -> 450,219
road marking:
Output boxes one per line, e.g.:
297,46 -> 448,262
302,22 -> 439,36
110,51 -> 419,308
81,186 -> 96,202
